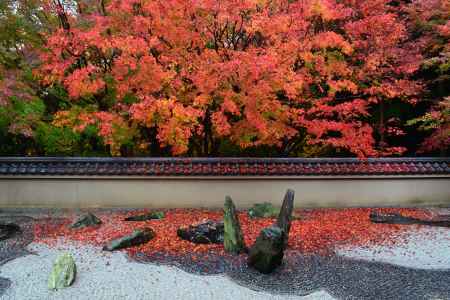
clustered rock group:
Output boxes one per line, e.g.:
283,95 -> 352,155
46,189 -> 296,290
2,193 -> 448,291
96,189 -> 296,274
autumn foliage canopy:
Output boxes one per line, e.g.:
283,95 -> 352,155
1,0 -> 449,156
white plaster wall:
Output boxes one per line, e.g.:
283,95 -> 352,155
0,177 -> 449,208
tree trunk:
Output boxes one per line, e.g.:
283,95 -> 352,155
149,127 -> 160,156
378,100 -> 386,151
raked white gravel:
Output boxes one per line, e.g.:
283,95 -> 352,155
0,242 -> 335,300
1,226 -> 448,300
336,226 -> 450,269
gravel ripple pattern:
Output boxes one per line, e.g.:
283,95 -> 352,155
0,209 -> 448,299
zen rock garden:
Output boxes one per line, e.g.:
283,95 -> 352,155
176,189 -> 295,273
44,189 -> 296,290
0,191 -> 448,296
105,189 -> 295,274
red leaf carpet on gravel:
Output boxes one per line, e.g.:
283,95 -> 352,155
33,208 -> 432,256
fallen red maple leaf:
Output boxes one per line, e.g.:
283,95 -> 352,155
33,208 -> 431,257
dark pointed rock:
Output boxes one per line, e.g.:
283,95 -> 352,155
124,211 -> 165,221
276,189 -> 295,249
248,202 -> 279,218
247,226 -> 285,274
370,212 -> 450,227
103,227 -> 155,251
0,223 -> 21,241
224,196 -> 246,254
247,189 -> 295,273
177,220 -> 224,244
70,213 -> 102,229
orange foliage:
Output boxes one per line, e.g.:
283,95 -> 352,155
36,0 -> 425,156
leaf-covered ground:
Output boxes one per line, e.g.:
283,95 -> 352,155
33,208 -> 434,258
0,208 -> 449,299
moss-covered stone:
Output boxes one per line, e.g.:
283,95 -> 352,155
70,213 -> 102,229
247,189 -> 295,273
276,189 -> 295,249
48,253 -> 76,290
177,220 -> 224,244
223,196 -> 246,254
247,226 -> 284,274
124,211 -> 165,221
103,228 -> 155,251
248,202 -> 279,218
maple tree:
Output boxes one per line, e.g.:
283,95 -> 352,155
32,0 -> 429,157
0,0 -> 447,157
405,0 -> 450,154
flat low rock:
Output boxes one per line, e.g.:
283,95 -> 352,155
70,213 -> 102,229
124,211 -> 165,221
0,223 -> 21,241
248,203 -> 279,218
370,212 -> 450,227
177,220 -> 224,244
103,228 -> 155,251
247,226 -> 285,274
48,253 -> 76,290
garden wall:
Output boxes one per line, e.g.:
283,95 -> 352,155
0,157 -> 448,208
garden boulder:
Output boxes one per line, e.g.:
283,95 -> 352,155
224,196 -> 246,254
70,213 -> 102,229
248,189 -> 295,273
247,226 -> 284,274
48,253 -> 76,290
124,211 -> 165,221
248,202 -> 279,218
177,220 -> 224,244
276,189 -> 295,249
0,223 -> 21,241
370,211 -> 450,227
103,227 -> 155,251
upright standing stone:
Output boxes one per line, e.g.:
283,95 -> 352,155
247,189 -> 295,273
223,196 -> 246,254
48,253 -> 77,290
276,189 -> 295,249
247,226 -> 284,274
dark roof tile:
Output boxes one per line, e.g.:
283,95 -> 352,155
0,157 -> 448,177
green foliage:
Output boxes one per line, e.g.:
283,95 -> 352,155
407,113 -> 440,131
0,0 -> 52,68
35,124 -> 81,155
